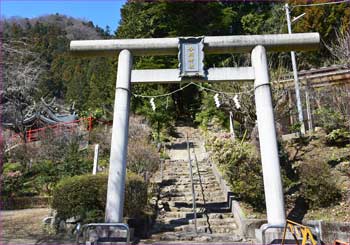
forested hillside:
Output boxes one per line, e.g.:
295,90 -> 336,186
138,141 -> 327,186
2,1 -> 349,134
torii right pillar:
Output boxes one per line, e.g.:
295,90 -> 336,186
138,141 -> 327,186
252,45 -> 285,226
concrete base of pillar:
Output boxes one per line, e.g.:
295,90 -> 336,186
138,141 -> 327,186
87,227 -> 134,243
255,227 -> 297,244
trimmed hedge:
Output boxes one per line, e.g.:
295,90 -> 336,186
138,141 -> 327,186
52,172 -> 147,223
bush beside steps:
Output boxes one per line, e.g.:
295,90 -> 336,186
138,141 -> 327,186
52,172 -> 149,237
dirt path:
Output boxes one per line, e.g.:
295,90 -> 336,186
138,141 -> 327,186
0,208 -> 74,244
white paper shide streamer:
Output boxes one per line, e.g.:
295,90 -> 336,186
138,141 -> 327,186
150,98 -> 156,111
233,94 -> 241,109
214,93 -> 221,108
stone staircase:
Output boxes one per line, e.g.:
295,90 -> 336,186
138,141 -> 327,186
146,127 -> 244,243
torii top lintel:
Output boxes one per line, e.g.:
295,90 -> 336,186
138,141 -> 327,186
70,33 -> 320,57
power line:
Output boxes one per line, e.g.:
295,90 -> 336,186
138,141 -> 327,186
132,82 -> 194,98
191,82 -> 254,96
132,82 -> 254,99
292,0 -> 350,8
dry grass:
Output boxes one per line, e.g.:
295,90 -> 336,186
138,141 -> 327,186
240,131 -> 350,222
284,132 -> 350,222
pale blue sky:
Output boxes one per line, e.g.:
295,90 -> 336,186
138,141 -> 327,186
1,0 -> 126,32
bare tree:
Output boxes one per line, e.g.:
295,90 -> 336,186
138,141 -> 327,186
327,30 -> 350,67
1,39 -> 45,141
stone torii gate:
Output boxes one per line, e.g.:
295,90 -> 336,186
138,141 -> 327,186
70,33 -> 319,227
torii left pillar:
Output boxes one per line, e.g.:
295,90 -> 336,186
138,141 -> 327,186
105,49 -> 133,222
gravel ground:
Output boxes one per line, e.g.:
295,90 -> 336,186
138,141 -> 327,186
0,208 -> 74,244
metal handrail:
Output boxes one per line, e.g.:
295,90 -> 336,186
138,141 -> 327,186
75,222 -> 130,244
186,134 -> 197,234
192,147 -> 212,234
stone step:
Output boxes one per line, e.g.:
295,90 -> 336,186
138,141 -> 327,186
161,197 -> 226,204
162,172 -> 212,177
160,189 -> 225,197
162,201 -> 230,211
161,210 -> 233,219
160,183 -> 219,190
160,190 -> 225,198
163,167 -> 213,177
163,162 -> 186,166
164,188 -> 223,195
161,206 -> 207,213
188,218 -> 237,226
169,189 -> 221,195
172,178 -> 218,184
161,173 -> 214,179
191,233 -> 243,243
174,183 -> 220,189
163,166 -> 211,170
160,196 -> 226,203
152,231 -> 242,242
207,212 -> 233,219
159,175 -> 216,183
163,167 -> 212,172
160,211 -> 202,219
174,224 -> 238,233
161,171 -> 213,176
161,217 -> 237,227
172,179 -> 220,186
163,167 -> 212,171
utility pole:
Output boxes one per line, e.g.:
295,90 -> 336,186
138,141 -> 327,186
285,3 -> 306,134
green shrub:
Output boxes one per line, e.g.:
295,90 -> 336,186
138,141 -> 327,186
26,160 -> 61,195
124,172 -> 148,217
298,160 -> 341,208
315,107 -> 346,133
195,91 -> 227,130
289,122 -> 302,133
327,154 -> 350,167
2,162 -> 23,173
0,162 -> 27,197
325,129 -> 350,146
52,172 -> 148,223
210,137 -> 265,211
0,166 -> 24,198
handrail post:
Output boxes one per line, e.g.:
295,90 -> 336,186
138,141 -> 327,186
160,159 -> 164,182
186,134 -> 197,234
